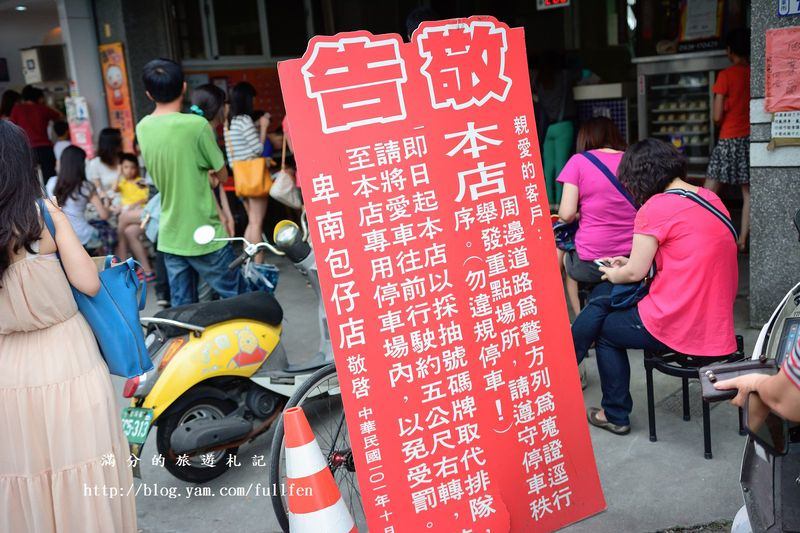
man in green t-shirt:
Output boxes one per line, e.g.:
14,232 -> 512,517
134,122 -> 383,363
136,58 -> 244,306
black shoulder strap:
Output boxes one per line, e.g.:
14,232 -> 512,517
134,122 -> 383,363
579,151 -> 639,210
664,189 -> 739,241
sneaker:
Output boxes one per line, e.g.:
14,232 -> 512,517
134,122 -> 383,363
587,407 -> 630,435
156,299 -> 170,308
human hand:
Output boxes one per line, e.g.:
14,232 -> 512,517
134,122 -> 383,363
599,265 -> 621,282
714,373 -> 769,408
258,113 -> 270,130
607,256 -> 629,268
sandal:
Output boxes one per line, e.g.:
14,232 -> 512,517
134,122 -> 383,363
587,407 -> 630,435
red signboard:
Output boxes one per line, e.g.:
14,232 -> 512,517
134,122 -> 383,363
765,27 -> 800,113
279,16 -> 605,531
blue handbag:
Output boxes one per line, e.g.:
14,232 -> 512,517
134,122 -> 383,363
38,200 -> 153,378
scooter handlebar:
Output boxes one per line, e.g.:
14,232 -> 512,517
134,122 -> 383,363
228,252 -> 249,270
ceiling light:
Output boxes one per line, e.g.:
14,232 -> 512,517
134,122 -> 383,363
15,5 -> 27,11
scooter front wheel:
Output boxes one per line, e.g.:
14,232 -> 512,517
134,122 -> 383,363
156,396 -> 238,483
269,363 -> 364,532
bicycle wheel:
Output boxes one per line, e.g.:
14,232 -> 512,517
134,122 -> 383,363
269,363 -> 365,532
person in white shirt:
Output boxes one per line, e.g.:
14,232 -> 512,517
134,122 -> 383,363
86,127 -> 122,203
52,120 -> 71,164
46,145 -> 111,253
225,82 -> 270,262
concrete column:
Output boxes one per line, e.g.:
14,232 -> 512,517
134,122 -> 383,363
748,0 -> 800,325
56,0 -> 108,137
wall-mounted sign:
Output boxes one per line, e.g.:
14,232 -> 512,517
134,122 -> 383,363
778,0 -> 800,16
98,42 -> 135,152
537,0 -> 570,10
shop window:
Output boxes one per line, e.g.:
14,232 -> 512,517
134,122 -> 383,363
212,0 -> 263,56
172,0 -> 313,65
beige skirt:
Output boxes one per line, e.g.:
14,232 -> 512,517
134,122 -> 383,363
0,312 -> 137,532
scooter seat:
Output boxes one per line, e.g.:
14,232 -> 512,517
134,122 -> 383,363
153,291 -> 283,336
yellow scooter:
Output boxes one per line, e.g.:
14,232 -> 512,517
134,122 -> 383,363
121,218 -> 334,483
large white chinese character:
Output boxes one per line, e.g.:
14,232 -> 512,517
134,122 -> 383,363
331,280 -> 360,314
445,122 -> 502,159
374,140 -> 401,166
456,161 -> 506,202
346,146 -> 374,171
325,248 -> 353,278
302,36 -> 407,133
352,376 -> 370,399
311,173 -> 339,204
339,317 -> 366,348
417,19 -> 511,110
513,115 -> 529,135
316,211 -> 345,243
469,494 -> 496,521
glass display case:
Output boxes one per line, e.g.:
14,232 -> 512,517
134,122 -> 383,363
634,51 -> 730,178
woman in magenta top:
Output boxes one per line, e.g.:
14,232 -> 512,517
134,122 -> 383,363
557,117 -> 636,314
573,139 -> 738,435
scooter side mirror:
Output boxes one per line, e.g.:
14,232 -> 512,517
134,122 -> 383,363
794,209 -> 800,243
193,225 -> 217,245
744,392 -> 790,456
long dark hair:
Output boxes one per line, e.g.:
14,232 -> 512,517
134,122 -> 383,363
191,83 -> 226,123
576,117 -> 626,152
228,82 -> 256,124
54,145 -> 90,207
97,127 -> 122,166
0,120 -> 43,284
617,138 -> 688,206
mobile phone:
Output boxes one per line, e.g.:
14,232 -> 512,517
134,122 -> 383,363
594,259 -> 612,268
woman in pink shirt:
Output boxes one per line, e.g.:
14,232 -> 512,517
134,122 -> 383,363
557,117 -> 635,314
574,139 -> 738,435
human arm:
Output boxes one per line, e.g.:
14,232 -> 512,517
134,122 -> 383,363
88,190 -> 111,220
557,183 -> 579,223
258,113 -> 270,144
43,199 -> 100,296
714,370 -> 800,423
713,94 -> 725,125
218,184 -> 235,236
712,70 -> 728,125
599,233 -> 657,283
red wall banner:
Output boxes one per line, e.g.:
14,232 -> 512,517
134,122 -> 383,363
279,16 -> 605,531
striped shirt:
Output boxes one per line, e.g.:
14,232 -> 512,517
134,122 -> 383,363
225,115 -> 262,162
785,338 -> 800,390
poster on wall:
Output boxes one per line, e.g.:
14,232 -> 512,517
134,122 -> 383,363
278,16 -> 605,532
65,96 -> 95,159
679,0 -> 723,44
765,27 -> 800,113
98,42 -> 135,152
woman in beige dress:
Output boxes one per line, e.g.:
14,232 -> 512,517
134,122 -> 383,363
0,120 -> 137,532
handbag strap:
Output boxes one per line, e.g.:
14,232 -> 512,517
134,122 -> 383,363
223,124 -> 235,161
664,189 -> 739,241
580,151 -> 639,210
37,199 -> 147,310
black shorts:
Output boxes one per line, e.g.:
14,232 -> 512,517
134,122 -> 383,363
564,250 -> 604,284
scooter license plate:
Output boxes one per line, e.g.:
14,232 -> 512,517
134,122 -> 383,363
121,407 -> 154,446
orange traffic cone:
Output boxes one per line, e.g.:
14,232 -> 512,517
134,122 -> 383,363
283,406 -> 357,533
